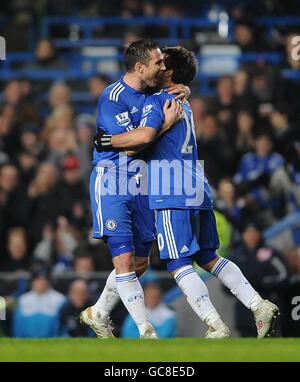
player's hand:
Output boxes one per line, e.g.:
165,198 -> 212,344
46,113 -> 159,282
162,99 -> 183,133
94,129 -> 113,152
166,84 -> 191,100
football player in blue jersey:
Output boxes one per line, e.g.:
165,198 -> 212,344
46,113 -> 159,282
80,40 -> 184,339
96,46 -> 280,338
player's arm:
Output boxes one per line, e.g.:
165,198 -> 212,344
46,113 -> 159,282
149,83 -> 190,100
95,99 -> 181,152
112,99 -> 180,148
94,95 -> 135,151
167,84 -> 191,100
94,96 -> 135,151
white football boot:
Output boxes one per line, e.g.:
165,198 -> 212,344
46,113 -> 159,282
253,299 -> 280,338
139,322 -> 158,339
79,307 -> 114,338
205,322 -> 231,339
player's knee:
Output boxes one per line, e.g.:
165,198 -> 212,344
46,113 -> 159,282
113,252 -> 135,273
135,257 -> 149,276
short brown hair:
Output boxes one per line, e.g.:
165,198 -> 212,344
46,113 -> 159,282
124,39 -> 160,72
162,46 -> 197,85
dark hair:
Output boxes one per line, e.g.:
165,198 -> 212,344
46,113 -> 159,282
162,46 -> 197,85
30,261 -> 51,281
124,39 -> 160,72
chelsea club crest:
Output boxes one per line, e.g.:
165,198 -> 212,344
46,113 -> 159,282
106,219 -> 118,231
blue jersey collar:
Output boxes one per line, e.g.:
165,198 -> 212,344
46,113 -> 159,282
120,77 -> 144,95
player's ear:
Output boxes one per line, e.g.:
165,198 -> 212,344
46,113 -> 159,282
135,61 -> 144,74
165,69 -> 173,80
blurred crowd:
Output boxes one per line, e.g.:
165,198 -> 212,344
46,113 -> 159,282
2,0 -> 300,51
0,0 -> 300,337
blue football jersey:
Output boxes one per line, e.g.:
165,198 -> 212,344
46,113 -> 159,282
93,78 -> 146,179
141,90 -> 213,210
90,78 -> 155,242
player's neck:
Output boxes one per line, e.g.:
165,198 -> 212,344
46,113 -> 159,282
123,73 -> 147,92
163,79 -> 174,88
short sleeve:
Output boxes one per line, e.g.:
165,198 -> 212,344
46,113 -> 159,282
140,95 -> 164,132
96,96 -> 134,135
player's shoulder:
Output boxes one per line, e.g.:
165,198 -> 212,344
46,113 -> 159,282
101,80 -> 126,103
152,88 -> 173,100
145,89 -> 173,106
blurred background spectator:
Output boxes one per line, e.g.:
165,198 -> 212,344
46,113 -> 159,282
1,227 -> 29,272
12,267 -> 66,338
228,223 -> 290,337
59,279 -> 94,337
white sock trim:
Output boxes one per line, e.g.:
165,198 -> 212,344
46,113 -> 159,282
115,271 -> 137,283
211,257 -> 230,277
213,258 -> 261,309
174,265 -> 195,284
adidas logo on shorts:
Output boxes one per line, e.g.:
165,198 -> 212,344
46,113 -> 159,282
180,245 -> 189,253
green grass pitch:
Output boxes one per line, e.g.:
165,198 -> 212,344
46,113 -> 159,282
0,338 -> 300,362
